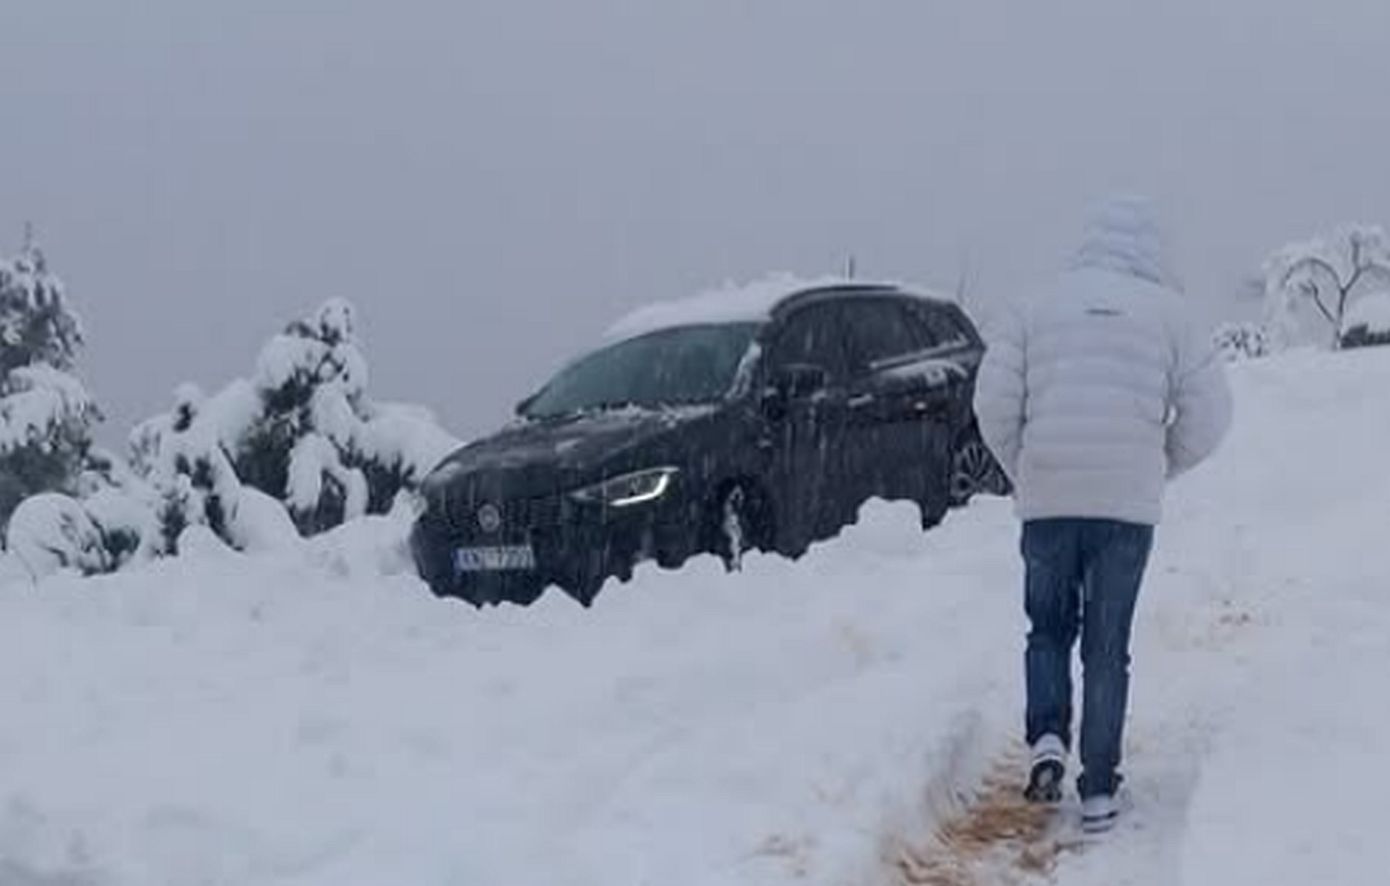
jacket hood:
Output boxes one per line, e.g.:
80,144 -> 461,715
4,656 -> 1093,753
1070,195 -> 1179,289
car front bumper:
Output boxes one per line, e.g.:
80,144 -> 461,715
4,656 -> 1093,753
409,493 -> 700,607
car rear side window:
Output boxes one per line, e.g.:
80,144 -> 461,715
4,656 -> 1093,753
768,303 -> 850,380
911,303 -> 972,350
842,299 -> 925,371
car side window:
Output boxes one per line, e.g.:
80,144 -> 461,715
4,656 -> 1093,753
842,299 -> 925,372
767,303 -> 850,381
911,303 -> 972,350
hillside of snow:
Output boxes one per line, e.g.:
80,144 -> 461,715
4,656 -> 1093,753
1,347 -> 1388,885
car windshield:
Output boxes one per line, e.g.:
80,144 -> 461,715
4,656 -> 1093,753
523,323 -> 760,418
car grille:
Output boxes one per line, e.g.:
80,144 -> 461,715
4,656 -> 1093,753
440,489 -> 565,536
502,494 -> 563,531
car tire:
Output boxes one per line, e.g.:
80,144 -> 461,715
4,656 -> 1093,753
919,494 -> 949,530
561,572 -> 605,608
508,580 -> 548,608
949,431 -> 1011,506
709,481 -> 771,573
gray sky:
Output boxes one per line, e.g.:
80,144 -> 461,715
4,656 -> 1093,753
4,0 -> 1390,442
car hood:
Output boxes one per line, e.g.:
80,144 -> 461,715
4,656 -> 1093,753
426,405 -> 720,492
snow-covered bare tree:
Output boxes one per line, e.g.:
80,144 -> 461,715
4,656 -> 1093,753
1339,292 -> 1390,350
1263,226 -> 1390,349
0,244 -> 101,532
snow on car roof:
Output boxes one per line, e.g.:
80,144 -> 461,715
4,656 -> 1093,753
604,273 -> 949,342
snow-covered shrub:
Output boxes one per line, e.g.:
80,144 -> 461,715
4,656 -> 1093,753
124,380 -> 302,558
5,493 -> 113,579
232,297 -> 455,531
225,486 -> 301,554
1213,322 -> 1271,362
0,246 -> 101,531
1,443 -> 165,578
231,298 -> 458,533
1339,291 -> 1390,350
63,445 -> 165,569
1263,226 -> 1390,350
129,383 -> 251,554
132,300 -> 458,541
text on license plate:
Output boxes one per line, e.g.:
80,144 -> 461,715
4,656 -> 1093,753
455,545 -> 537,573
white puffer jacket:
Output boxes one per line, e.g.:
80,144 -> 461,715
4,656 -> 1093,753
974,197 -> 1233,525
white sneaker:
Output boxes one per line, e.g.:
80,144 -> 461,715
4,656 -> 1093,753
1080,793 -> 1121,833
1024,734 -> 1067,804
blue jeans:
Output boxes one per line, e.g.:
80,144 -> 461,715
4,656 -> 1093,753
1022,518 -> 1153,798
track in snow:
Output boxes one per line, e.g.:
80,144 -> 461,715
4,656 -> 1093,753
887,553 -> 1272,886
893,746 -> 1085,886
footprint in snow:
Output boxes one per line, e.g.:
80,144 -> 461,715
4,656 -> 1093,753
893,746 -> 1094,886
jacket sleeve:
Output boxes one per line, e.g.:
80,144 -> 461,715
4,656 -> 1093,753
1166,316 -> 1233,478
972,306 -> 1027,482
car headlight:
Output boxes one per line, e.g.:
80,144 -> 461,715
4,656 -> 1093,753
570,468 -> 679,507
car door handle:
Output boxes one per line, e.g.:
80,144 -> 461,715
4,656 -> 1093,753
914,399 -> 951,417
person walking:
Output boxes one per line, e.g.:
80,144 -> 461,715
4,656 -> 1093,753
973,196 -> 1233,833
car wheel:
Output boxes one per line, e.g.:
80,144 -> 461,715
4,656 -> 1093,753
919,494 -> 949,530
560,572 -> 605,608
950,434 -> 1011,506
507,580 -> 549,608
710,481 -> 770,573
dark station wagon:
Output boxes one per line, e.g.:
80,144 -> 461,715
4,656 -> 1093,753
411,279 -> 1008,606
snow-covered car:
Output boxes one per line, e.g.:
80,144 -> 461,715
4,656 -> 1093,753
410,277 -> 1009,606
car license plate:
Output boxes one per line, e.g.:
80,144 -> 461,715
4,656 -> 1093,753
455,545 -> 537,573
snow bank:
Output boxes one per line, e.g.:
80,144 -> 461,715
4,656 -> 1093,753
0,551 -> 30,586
0,492 -> 1025,886
1170,348 -> 1390,886
1039,347 -> 1390,886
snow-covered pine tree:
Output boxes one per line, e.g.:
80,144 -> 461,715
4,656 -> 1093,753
129,299 -> 457,541
131,384 -> 241,552
126,298 -> 456,545
235,298 -> 458,534
234,299 -> 372,534
0,243 -> 101,533
126,381 -> 299,558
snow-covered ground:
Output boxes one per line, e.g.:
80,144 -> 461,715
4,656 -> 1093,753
2,347 -> 1389,885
